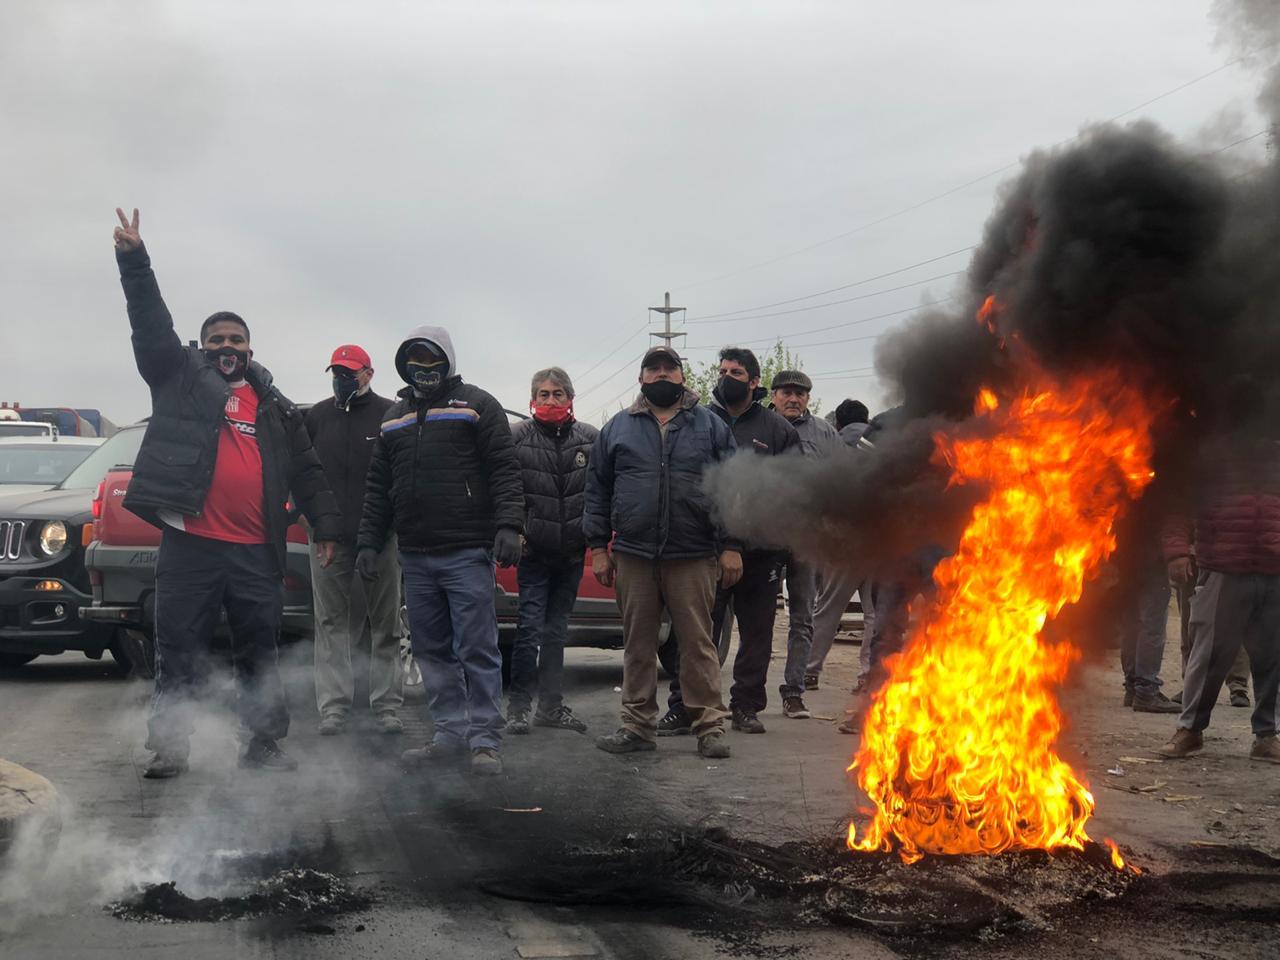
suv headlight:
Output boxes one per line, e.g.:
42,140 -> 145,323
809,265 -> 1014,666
38,520 -> 68,556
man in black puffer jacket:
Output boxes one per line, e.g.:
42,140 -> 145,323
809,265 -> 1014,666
506,367 -> 599,735
112,208 -> 341,780
357,325 -> 524,776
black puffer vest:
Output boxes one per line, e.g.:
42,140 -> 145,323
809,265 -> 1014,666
511,416 -> 599,560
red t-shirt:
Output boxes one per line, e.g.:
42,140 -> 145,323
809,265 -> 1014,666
181,384 -> 267,543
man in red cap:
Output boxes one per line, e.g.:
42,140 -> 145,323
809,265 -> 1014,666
303,345 -> 404,735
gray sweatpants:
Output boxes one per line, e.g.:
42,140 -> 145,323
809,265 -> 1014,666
1178,584 -> 1250,695
311,539 -> 405,719
1178,570 -> 1280,738
806,566 -> 875,679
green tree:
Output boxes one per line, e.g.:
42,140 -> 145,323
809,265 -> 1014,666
685,340 -> 821,414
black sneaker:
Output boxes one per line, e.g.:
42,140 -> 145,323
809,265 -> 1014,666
533,704 -> 588,733
803,674 -> 819,691
782,695 -> 811,719
507,705 -> 531,735
731,708 -> 766,734
143,752 -> 188,779
1132,690 -> 1181,714
239,738 -> 298,771
656,707 -> 692,737
1230,689 -> 1251,708
596,728 -> 657,754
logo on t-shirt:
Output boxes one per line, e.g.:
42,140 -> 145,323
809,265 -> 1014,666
225,393 -> 256,436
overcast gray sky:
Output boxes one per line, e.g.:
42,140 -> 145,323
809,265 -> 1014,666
0,0 -> 1268,426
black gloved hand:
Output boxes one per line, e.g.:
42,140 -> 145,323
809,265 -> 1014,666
355,547 -> 380,581
493,527 -> 522,568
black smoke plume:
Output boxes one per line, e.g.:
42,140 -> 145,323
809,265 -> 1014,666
708,3 -> 1280,598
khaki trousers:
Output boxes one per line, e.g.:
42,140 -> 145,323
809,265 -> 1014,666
312,539 -> 404,718
614,552 -> 727,739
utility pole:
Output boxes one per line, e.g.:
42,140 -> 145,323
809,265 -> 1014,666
648,291 -> 686,355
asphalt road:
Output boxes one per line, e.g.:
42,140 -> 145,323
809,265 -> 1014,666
1,618 -> 1278,959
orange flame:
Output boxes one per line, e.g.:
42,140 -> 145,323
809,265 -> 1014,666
847,364 -> 1156,866
1103,838 -> 1141,874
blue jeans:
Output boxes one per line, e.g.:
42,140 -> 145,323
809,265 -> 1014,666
1120,567 -> 1171,697
401,547 -> 504,750
510,554 -> 582,712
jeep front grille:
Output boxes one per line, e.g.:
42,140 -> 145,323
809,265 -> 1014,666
0,520 -> 25,561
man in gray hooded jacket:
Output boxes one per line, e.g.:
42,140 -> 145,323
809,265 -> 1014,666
357,326 -> 524,776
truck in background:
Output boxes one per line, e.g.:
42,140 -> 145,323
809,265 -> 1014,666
0,403 -> 118,438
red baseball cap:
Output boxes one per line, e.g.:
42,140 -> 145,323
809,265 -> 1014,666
327,344 -> 372,372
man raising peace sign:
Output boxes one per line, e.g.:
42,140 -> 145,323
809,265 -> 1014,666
113,208 -> 341,779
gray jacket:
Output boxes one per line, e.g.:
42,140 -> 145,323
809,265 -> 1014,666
788,411 -> 841,458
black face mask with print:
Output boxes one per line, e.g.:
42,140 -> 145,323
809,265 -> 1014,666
204,345 -> 249,382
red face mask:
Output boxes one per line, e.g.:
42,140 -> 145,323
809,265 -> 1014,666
532,401 -> 574,425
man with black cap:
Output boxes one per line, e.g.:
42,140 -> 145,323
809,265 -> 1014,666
357,326 -> 524,776
585,345 -> 740,759
656,347 -> 799,736
769,369 -> 840,719
304,345 -> 404,737
112,208 -> 341,779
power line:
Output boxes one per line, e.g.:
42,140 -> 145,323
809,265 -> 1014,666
572,316 -> 649,382
671,47 -> 1273,293
804,366 -> 875,377
684,271 -> 963,326
576,352 -> 645,403
683,297 -> 956,350
1206,127 -> 1270,156
684,246 -> 975,321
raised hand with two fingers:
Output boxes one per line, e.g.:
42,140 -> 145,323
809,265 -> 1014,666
113,207 -> 142,252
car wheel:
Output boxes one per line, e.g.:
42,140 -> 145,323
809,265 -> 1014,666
0,653 -> 37,670
716,598 -> 735,666
399,606 -> 424,700
109,628 -> 156,680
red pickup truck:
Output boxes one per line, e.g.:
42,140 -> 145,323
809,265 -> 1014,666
79,425 -> 317,675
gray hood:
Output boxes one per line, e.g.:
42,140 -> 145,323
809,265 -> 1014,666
394,325 -> 456,386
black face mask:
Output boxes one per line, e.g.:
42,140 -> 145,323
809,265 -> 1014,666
716,375 -> 751,406
640,379 -> 684,408
204,346 -> 249,382
333,371 -> 361,409
406,359 -> 448,396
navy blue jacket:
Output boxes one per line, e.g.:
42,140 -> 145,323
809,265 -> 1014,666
585,390 -> 739,560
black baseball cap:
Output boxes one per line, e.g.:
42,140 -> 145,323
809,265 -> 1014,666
641,345 -> 683,368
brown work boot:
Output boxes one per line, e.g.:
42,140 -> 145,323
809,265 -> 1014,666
697,730 -> 731,759
1157,727 -> 1203,759
1249,735 -> 1280,764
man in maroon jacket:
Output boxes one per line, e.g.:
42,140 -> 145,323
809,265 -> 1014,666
1159,378 -> 1280,763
